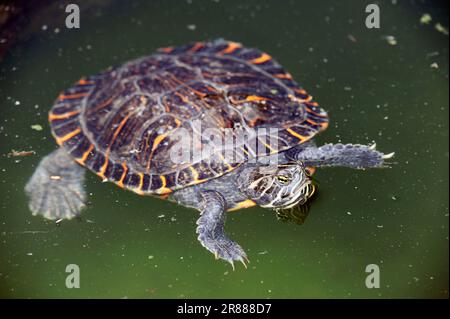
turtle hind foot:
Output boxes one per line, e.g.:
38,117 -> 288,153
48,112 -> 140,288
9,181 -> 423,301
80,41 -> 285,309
25,148 -> 87,220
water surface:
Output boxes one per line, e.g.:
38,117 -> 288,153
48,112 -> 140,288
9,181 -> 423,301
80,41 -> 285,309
0,0 -> 448,298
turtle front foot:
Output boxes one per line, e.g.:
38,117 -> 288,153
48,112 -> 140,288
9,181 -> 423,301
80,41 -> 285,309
196,190 -> 249,270
288,142 -> 395,169
198,232 -> 249,270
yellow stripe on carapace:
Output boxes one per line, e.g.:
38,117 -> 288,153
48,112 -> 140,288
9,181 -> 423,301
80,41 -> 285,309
99,114 -> 132,179
288,94 -> 312,104
258,137 -> 277,154
152,133 -> 167,151
306,117 -> 328,130
110,113 -> 132,147
305,107 -> 327,118
117,162 -> 128,188
158,46 -> 173,53
76,144 -> 94,165
250,53 -> 271,64
245,95 -> 268,102
286,128 -> 306,142
78,79 -> 94,85
219,42 -> 241,55
138,173 -> 144,190
97,154 -> 109,179
55,128 -> 81,145
306,118 -> 320,126
146,130 -> 173,172
155,175 -> 172,194
295,88 -> 307,95
175,92 -> 189,103
218,153 -> 234,171
48,110 -> 80,121
274,73 -> 293,79
188,166 -> 207,183
132,172 -> 144,195
240,147 -> 250,156
228,199 -> 256,212
58,93 -> 88,100
189,42 -> 204,52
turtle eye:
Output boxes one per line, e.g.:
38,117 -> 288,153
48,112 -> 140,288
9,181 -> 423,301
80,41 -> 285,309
276,175 -> 290,184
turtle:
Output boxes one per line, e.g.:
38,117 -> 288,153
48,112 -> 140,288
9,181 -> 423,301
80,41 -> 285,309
25,39 -> 394,269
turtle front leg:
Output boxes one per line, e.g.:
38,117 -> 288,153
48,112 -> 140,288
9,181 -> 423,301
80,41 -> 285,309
196,190 -> 248,269
25,147 -> 87,221
287,143 -> 395,169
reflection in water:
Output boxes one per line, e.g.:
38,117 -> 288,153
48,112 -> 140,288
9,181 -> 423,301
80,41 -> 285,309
276,203 -> 311,225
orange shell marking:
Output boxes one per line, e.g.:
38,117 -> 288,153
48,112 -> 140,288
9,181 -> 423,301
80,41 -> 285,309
219,42 -> 242,55
156,175 -> 172,195
250,53 -> 271,64
48,110 -> 80,121
286,128 -> 307,142
117,162 -> 128,188
58,93 -> 88,100
76,144 -> 94,165
55,128 -> 81,145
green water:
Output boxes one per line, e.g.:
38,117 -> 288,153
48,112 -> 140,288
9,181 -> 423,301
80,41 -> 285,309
0,0 -> 448,298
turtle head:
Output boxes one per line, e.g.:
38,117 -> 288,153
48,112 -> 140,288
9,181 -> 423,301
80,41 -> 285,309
240,162 -> 316,209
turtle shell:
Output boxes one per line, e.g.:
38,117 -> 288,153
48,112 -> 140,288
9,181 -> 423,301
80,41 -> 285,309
48,40 -> 328,195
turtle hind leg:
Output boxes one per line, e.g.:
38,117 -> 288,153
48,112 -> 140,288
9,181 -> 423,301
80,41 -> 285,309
25,147 -> 87,220
196,190 -> 249,270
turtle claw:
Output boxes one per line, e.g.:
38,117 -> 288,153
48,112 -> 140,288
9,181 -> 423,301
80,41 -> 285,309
382,152 -> 395,159
214,239 -> 249,270
201,235 -> 249,270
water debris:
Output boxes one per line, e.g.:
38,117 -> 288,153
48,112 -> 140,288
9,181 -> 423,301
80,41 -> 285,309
347,34 -> 357,43
420,13 -> 432,25
430,62 -> 439,69
382,35 -> 397,46
346,211 -> 352,215
435,23 -> 449,35
157,214 -> 165,218
186,24 -> 196,31
148,255 -> 154,259
7,149 -> 36,158
18,230 -> 49,234
426,51 -> 439,58
31,124 -> 43,131
258,250 -> 268,255
50,175 -> 61,180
